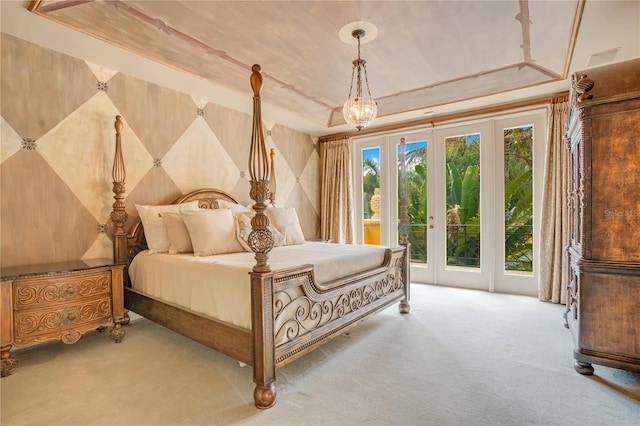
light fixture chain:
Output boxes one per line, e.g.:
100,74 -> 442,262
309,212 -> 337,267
347,66 -> 356,98
363,65 -> 373,99
356,62 -> 363,98
356,32 -> 363,98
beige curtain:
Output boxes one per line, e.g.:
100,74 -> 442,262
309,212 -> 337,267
320,136 -> 355,244
538,96 -> 569,303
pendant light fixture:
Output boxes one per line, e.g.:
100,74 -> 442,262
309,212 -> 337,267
343,29 -> 377,131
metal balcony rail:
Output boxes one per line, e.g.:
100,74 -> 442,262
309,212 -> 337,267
400,224 -> 533,272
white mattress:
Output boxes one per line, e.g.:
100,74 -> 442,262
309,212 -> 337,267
128,242 -> 387,330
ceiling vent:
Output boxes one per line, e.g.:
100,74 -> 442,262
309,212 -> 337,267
586,47 -> 621,68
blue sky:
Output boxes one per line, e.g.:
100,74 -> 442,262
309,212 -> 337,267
362,141 -> 427,163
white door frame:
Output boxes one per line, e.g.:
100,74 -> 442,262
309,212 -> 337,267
352,136 -> 391,246
491,111 -> 546,296
432,121 -> 493,291
352,108 -> 546,296
388,130 -> 435,284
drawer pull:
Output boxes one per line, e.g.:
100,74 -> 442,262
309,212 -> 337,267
61,283 -> 78,298
61,308 -> 80,325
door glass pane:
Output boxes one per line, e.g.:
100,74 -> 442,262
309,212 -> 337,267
397,139 -> 428,263
362,147 -> 381,245
504,126 -> 533,273
445,133 -> 480,268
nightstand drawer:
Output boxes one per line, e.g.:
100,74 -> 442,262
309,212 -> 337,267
13,269 -> 112,310
13,296 -> 112,345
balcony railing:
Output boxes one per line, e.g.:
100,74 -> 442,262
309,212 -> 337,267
504,224 -> 533,272
446,224 -> 480,267
400,223 -> 533,272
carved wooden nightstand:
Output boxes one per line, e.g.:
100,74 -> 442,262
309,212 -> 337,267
1,259 -> 126,377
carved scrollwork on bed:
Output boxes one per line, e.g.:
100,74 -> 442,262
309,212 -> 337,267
173,188 -> 238,206
273,249 -> 405,348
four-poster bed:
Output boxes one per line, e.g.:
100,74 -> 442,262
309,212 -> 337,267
110,64 -> 410,409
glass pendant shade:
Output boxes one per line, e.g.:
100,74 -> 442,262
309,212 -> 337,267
343,96 -> 377,131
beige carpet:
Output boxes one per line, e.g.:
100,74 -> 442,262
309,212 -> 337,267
1,283 -> 639,426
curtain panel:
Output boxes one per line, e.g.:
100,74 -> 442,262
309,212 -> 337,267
538,96 -> 569,303
320,137 -> 355,244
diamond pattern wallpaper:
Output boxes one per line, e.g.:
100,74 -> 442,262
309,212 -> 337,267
0,34 -> 320,268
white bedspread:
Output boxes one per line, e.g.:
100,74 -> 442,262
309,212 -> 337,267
128,242 -> 387,330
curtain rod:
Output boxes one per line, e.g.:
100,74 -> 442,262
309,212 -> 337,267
318,133 -> 350,144
320,91 -> 569,141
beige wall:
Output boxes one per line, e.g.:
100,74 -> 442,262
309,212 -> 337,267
0,34 -> 320,268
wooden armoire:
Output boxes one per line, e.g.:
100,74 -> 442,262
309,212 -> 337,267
564,58 -> 640,375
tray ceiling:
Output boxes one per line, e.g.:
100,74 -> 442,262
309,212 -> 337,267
29,0 -> 582,129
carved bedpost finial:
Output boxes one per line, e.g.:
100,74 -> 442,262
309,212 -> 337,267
248,64 -> 274,273
111,115 -> 128,264
269,149 -> 277,206
251,64 -> 263,97
114,114 -> 123,134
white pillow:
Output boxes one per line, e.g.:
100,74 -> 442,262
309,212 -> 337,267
181,209 -> 245,256
235,211 -> 285,252
217,199 -> 252,214
265,207 -> 305,246
161,212 -> 193,254
135,201 -> 200,253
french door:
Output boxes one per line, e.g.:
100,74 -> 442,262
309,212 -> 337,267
353,110 -> 546,296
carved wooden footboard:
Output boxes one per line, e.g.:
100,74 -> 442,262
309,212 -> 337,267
110,64 -> 410,410
249,248 -> 409,409
272,246 -> 407,364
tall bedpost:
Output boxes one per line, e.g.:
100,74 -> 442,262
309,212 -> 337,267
111,115 -> 128,265
248,64 -> 277,410
269,148 -> 277,206
248,64 -> 275,272
398,138 -> 411,313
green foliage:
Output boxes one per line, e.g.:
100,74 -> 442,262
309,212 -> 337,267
381,127 -> 534,271
407,164 -> 427,262
398,149 -> 428,262
503,126 -> 533,271
446,162 -> 462,207
443,135 -> 481,266
459,165 -> 479,223
447,215 -> 480,267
